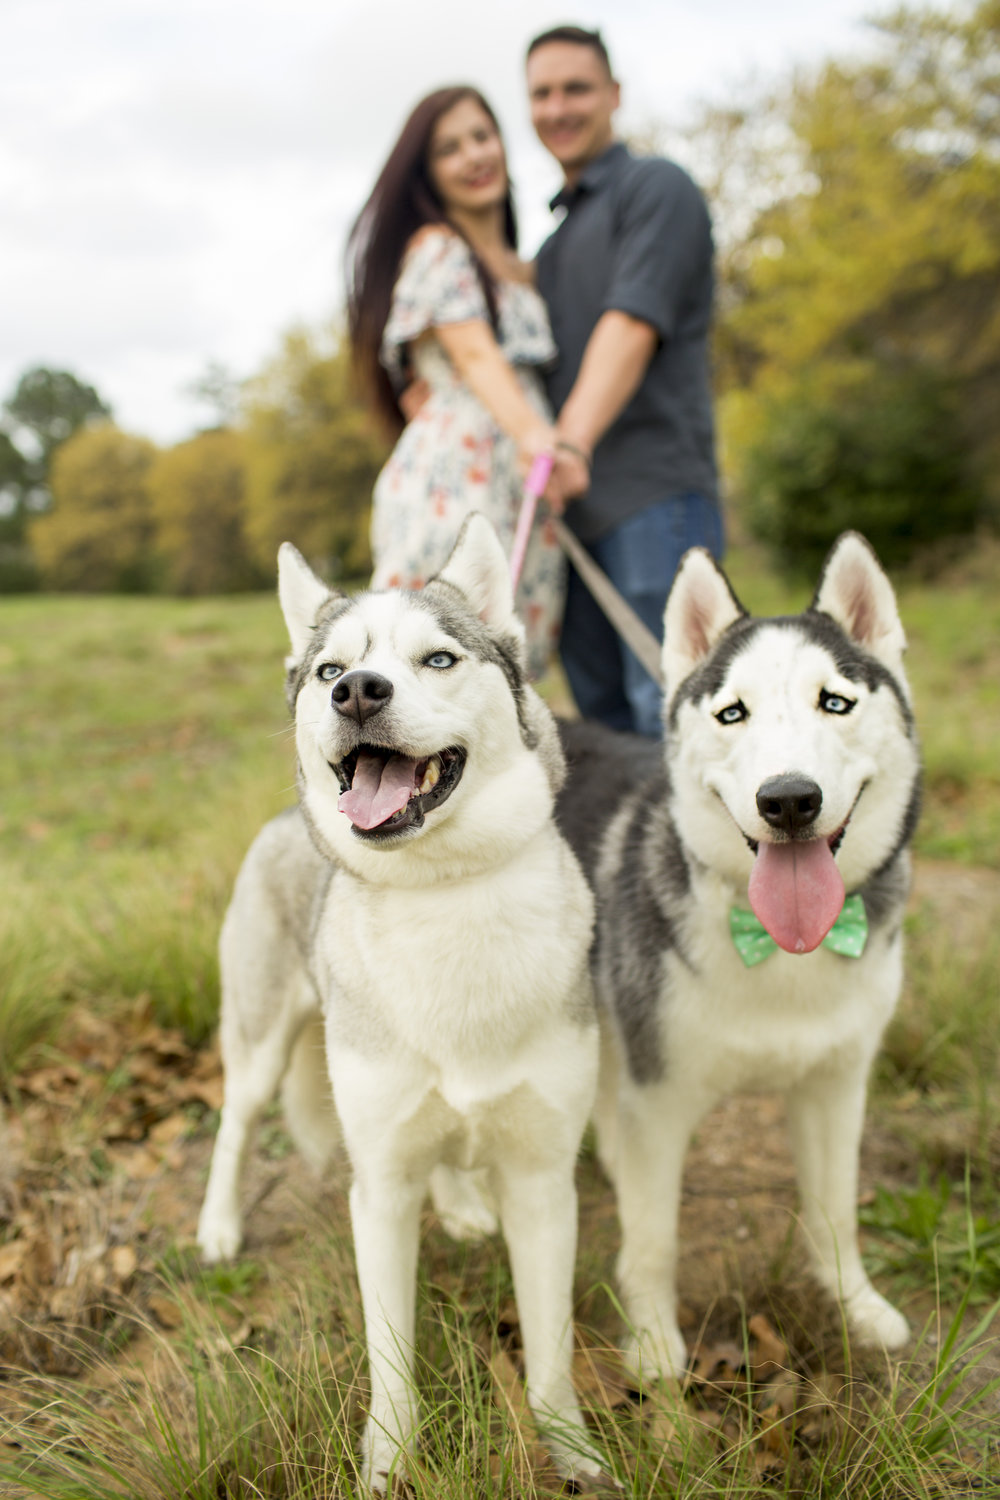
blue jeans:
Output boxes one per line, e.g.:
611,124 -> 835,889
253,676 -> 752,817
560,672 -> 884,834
559,494 -> 724,739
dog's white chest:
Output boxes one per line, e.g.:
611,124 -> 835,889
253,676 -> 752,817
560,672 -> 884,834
318,843 -> 592,1064
667,913 -> 903,1093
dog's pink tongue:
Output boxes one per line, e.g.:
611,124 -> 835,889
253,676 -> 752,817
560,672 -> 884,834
338,750 -> 417,830
748,840 -> 845,954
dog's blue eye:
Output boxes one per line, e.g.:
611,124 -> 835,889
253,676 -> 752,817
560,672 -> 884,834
820,689 -> 855,715
715,701 -> 747,725
317,663 -> 343,682
424,651 -> 456,670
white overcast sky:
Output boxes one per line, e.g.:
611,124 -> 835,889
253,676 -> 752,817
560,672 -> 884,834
2,0 -> 889,445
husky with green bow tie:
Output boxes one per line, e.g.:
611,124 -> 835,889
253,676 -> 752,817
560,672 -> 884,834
556,532 -> 921,1380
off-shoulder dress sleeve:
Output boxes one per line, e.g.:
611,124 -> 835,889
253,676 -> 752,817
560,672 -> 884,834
380,229 -> 489,380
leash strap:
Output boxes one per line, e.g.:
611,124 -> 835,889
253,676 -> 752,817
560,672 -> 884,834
551,516 -> 664,687
508,457 -> 664,689
509,452 -> 554,592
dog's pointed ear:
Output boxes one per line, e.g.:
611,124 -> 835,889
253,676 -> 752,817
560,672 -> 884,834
278,542 -> 336,660
437,513 -> 521,633
663,548 -> 745,703
813,532 -> 907,671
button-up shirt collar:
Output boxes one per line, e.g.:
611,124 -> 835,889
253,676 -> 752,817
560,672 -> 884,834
549,141 -> 629,213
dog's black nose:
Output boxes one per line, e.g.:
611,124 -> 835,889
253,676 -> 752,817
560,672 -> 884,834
330,670 -> 393,724
756,774 -> 823,834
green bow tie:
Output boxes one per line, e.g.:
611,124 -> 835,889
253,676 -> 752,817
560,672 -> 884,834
729,894 -> 868,968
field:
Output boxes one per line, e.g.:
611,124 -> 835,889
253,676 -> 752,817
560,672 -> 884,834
0,541 -> 998,1497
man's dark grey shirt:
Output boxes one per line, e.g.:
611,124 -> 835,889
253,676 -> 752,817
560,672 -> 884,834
536,142 -> 718,543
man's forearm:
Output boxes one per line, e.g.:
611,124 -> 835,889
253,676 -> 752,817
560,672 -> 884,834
557,310 -> 658,456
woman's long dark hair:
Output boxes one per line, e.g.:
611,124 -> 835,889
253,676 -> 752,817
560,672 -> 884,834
345,86 -> 518,435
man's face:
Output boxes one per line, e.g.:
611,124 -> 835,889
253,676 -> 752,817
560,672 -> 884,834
527,41 -> 620,180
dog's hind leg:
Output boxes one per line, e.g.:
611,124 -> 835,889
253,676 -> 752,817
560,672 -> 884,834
281,1011 -> 339,1174
429,1165 -> 498,1241
591,1012 -> 623,1185
198,871 -> 319,1264
198,986 -> 316,1264
787,1067 -> 910,1352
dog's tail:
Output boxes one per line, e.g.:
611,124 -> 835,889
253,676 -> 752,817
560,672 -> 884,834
280,1013 -> 340,1173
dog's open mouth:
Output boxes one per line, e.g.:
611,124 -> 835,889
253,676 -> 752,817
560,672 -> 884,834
332,745 -> 466,838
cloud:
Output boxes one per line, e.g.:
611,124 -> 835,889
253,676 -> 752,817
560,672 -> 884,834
0,0 -> 876,443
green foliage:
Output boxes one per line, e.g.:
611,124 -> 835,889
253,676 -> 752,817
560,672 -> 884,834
741,364 -> 981,572
716,0 -> 1000,563
861,1173 -> 1000,1305
1,366 -> 114,590
148,428 -> 267,594
243,328 -> 388,581
3,365 -> 112,468
32,424 -> 158,591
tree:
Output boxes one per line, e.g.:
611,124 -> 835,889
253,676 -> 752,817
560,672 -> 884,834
148,429 -> 266,593
32,426 -> 157,591
242,330 -> 388,581
183,360 -> 244,431
0,432 -> 35,589
697,0 -> 999,564
0,366 -> 114,586
4,366 -> 113,471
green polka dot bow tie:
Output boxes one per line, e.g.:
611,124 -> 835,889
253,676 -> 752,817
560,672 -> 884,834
728,894 -> 868,968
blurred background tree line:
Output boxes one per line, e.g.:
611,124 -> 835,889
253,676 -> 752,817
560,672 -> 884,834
2,0 -> 996,596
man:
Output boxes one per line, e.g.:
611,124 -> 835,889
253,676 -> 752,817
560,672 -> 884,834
527,26 -> 723,737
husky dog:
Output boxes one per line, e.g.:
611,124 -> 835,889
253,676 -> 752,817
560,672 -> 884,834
558,532 -> 920,1379
196,516 -> 606,1490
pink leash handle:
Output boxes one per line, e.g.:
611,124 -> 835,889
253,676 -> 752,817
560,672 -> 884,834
509,451 -> 554,591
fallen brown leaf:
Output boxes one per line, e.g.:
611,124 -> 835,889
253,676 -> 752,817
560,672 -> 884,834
109,1245 -> 137,1283
752,1446 -> 787,1481
687,1338 -> 748,1394
0,1241 -> 28,1283
747,1311 -> 788,1379
147,1294 -> 183,1330
573,1339 -> 633,1412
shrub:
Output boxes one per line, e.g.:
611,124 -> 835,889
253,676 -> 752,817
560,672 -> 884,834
740,366 -> 983,574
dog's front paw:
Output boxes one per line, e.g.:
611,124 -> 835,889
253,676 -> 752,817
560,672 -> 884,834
845,1285 -> 910,1352
196,1210 -> 242,1264
622,1323 -> 688,1385
544,1432 -> 617,1491
361,1439 -> 412,1496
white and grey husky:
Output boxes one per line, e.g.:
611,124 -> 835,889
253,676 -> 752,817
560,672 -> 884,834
197,516 -> 606,1490
558,532 -> 921,1380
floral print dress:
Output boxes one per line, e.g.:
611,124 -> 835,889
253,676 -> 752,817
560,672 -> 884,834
370,227 -> 565,679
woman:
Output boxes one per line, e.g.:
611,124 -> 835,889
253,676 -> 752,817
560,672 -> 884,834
346,86 -> 570,677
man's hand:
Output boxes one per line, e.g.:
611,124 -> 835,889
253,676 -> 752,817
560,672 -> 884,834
544,446 -> 590,515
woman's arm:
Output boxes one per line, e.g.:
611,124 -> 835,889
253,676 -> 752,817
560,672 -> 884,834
432,321 -> 555,465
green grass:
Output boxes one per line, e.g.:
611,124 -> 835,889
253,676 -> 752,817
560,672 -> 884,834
859,1171 -> 1000,1306
0,593 -> 293,1059
5,1219 -> 998,1499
